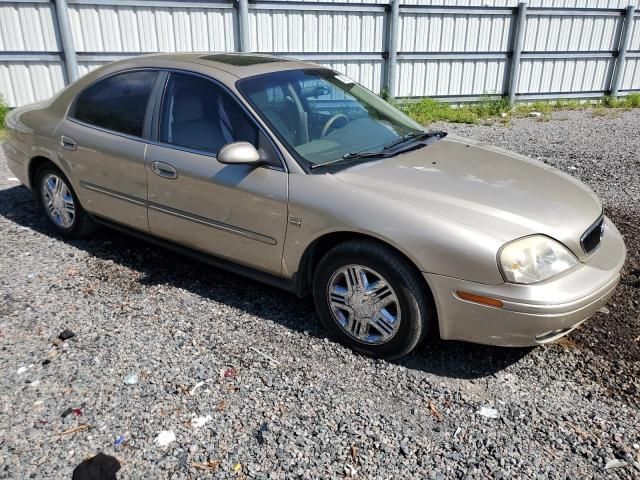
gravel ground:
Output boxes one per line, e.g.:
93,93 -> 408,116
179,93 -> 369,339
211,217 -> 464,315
0,109 -> 639,479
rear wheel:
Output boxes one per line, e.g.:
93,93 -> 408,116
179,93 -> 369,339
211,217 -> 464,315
35,164 -> 96,238
312,240 -> 435,359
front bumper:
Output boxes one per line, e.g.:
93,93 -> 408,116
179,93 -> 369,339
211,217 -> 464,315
423,217 -> 626,347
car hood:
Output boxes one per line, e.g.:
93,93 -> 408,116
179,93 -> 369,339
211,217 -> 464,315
333,135 -> 602,261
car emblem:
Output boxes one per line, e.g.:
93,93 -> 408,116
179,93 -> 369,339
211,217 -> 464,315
289,216 -> 302,227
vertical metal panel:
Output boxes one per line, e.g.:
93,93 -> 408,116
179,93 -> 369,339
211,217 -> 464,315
395,3 -> 513,98
398,13 -> 512,52
0,2 -> 59,51
396,59 -> 507,97
517,58 -> 614,93
67,4 -> 235,53
396,9 -> 511,97
248,9 -> 385,52
316,60 -> 384,93
0,62 -> 66,106
621,57 -> 640,90
524,14 -> 621,51
629,11 -> 640,50
0,2 -> 62,106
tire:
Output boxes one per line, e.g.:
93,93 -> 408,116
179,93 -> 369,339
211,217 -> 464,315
35,163 -> 97,239
312,239 -> 435,360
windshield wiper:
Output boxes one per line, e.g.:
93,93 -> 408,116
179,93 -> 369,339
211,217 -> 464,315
310,150 -> 391,170
310,130 -> 446,170
339,131 -> 445,162
382,130 -> 446,151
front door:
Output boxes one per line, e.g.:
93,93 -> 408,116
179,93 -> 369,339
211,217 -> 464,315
59,70 -> 159,231
145,72 -> 288,276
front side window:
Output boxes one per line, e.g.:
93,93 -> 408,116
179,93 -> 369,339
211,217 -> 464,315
74,70 -> 158,137
159,73 -> 258,155
237,69 -> 423,167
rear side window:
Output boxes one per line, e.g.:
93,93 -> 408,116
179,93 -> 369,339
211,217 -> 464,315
74,70 -> 158,137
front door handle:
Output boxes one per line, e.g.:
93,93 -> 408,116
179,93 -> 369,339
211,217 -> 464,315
151,161 -> 178,179
60,136 -> 77,151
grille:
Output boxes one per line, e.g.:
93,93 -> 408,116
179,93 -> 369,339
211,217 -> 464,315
581,216 -> 604,254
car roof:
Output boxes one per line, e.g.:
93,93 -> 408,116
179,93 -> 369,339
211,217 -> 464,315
137,52 -> 323,78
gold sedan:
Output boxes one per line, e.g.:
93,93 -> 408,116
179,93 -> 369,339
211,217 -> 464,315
3,53 -> 626,359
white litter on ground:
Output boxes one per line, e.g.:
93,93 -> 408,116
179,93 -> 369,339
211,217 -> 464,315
604,459 -> 626,469
189,381 -> 205,395
191,415 -> 212,428
476,407 -> 500,419
154,430 -> 176,446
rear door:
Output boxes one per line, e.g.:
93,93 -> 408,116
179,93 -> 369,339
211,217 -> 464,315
145,72 -> 288,276
59,70 -> 161,231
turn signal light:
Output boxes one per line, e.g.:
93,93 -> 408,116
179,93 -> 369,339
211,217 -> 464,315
456,291 -> 504,308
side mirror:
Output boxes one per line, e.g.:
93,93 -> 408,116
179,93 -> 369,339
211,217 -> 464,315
217,141 -> 261,165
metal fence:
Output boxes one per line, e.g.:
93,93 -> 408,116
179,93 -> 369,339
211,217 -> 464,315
1,0 -> 639,107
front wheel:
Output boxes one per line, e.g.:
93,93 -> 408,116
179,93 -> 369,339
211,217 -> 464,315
312,240 -> 435,359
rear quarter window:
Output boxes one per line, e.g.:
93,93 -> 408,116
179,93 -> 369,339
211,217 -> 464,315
73,70 -> 158,137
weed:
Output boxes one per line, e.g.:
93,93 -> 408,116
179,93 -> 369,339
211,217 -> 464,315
400,93 -> 640,126
0,94 -> 9,129
625,92 -> 640,107
399,96 -> 510,125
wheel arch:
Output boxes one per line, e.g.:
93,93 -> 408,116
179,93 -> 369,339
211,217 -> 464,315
297,231 -> 436,306
28,155 -> 57,190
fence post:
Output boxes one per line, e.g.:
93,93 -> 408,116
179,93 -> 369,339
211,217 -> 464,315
610,5 -> 635,98
54,0 -> 79,83
238,0 -> 250,52
385,0 -> 400,99
507,2 -> 527,104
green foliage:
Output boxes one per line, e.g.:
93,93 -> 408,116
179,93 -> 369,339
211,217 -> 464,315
552,99 -> 583,110
600,94 -> 640,108
618,92 -> 640,108
400,93 -> 640,126
399,96 -> 510,125
514,100 -> 553,115
601,95 -> 619,108
0,94 -> 9,130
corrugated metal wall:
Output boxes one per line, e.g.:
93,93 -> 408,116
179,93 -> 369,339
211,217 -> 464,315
68,3 -> 236,53
1,0 -> 639,107
395,12 -> 512,97
0,1 -> 65,106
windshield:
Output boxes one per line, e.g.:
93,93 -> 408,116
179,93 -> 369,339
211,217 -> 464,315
237,69 -> 424,167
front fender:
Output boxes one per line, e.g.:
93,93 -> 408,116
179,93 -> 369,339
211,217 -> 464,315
283,173 -> 505,285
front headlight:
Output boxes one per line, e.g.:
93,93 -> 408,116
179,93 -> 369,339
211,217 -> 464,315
499,235 -> 578,284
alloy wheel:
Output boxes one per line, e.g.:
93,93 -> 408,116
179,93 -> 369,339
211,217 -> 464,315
41,173 -> 75,228
327,264 -> 401,345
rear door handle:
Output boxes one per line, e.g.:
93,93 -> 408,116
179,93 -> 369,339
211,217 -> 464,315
60,136 -> 77,151
151,161 -> 178,179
